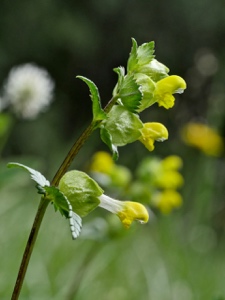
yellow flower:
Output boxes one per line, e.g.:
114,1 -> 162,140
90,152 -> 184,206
181,122 -> 224,157
154,171 -> 184,190
139,122 -> 169,151
89,151 -> 114,174
154,75 -> 187,109
152,190 -> 182,214
154,155 -> 184,189
161,155 -> 183,170
89,151 -> 131,187
99,194 -> 149,228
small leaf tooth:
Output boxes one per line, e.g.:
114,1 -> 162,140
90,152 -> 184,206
70,225 -> 75,231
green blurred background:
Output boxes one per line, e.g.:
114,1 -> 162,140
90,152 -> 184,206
1,0 -> 225,299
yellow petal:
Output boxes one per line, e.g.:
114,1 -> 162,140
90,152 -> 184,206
156,75 -> 187,94
99,195 -> 149,228
139,122 -> 168,151
154,75 -> 186,109
117,201 -> 149,228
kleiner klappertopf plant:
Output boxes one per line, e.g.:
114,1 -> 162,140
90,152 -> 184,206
7,38 -> 186,299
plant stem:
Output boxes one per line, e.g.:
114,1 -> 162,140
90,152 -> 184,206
51,121 -> 96,186
11,197 -> 49,300
11,95 -> 118,299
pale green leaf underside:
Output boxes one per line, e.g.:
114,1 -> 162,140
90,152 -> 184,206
7,162 -> 50,187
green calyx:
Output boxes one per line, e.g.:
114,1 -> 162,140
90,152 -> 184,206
102,105 -> 143,147
58,170 -> 103,217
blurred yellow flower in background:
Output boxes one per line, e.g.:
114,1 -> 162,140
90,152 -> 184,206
181,122 -> 224,157
89,151 -> 131,188
89,151 -> 114,174
154,155 -> 184,189
89,151 -> 184,216
152,190 -> 183,214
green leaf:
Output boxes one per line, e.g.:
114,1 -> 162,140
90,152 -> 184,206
137,59 -> 169,82
44,185 -> 69,217
100,126 -> 119,160
77,76 -> 106,121
137,41 -> 155,66
7,162 -> 50,187
134,73 -> 156,112
113,67 -> 125,96
113,67 -> 125,89
103,105 -> 143,147
118,75 -> 142,112
44,186 -> 82,239
127,38 -> 138,72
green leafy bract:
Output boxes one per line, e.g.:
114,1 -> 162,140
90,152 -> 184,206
113,67 -> 125,94
100,126 -> 119,160
116,74 -> 142,113
44,185 -> 69,217
137,59 -> 169,82
127,38 -> 138,73
7,162 -> 83,239
45,186 -> 82,239
137,41 -> 155,67
77,76 -> 106,122
103,105 -> 143,147
127,38 -> 155,73
7,162 -> 50,187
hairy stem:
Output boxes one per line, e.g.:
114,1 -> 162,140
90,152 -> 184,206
11,95 -> 118,299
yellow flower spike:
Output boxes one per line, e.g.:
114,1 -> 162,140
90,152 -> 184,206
154,75 -> 187,109
89,151 -> 115,174
139,122 -> 169,151
98,194 -> 149,228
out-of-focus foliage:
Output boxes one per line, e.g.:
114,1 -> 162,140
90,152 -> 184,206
1,0 -> 225,299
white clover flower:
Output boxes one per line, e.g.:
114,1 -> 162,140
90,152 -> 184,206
3,63 -> 54,119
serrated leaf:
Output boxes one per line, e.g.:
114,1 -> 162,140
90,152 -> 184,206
100,126 -> 119,160
127,38 -> 138,72
7,162 -> 50,187
137,41 -> 155,66
113,67 -> 125,93
44,186 -> 69,217
44,186 -> 82,239
67,200 -> 82,239
77,76 -> 106,121
118,75 -> 142,112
